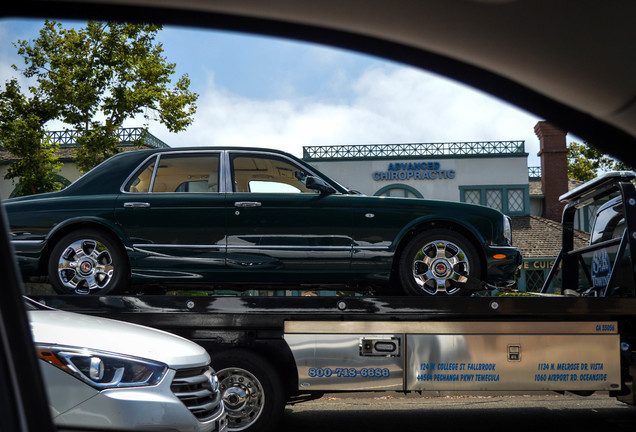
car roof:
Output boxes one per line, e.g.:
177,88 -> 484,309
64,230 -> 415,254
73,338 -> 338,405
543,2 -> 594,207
4,1 -> 636,167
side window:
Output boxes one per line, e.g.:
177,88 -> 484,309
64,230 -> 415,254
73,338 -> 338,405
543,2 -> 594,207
590,202 -> 625,245
230,153 -> 316,194
125,153 -> 220,193
125,158 -> 156,192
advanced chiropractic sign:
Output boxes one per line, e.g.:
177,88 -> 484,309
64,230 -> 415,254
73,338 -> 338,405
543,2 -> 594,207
372,161 -> 456,181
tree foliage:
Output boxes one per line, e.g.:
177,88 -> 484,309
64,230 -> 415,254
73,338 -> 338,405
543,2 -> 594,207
0,79 -> 62,196
0,20 -> 198,194
567,142 -> 631,182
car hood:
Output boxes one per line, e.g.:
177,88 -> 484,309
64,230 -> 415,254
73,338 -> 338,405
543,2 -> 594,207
28,309 -> 210,369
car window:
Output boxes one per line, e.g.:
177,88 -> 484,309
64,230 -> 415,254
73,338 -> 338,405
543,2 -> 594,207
230,153 -> 315,194
590,201 -> 625,245
125,158 -> 156,193
126,153 -> 220,193
248,180 -> 302,193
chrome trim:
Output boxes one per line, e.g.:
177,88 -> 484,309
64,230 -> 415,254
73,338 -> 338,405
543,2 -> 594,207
123,202 -> 151,208
234,201 -> 262,208
285,321 -> 619,334
171,366 -> 223,422
120,148 -> 338,195
132,244 -> 354,250
11,240 -> 44,245
229,245 -> 350,250
133,244 -> 226,249
120,150 -> 224,194
148,154 -> 160,192
352,245 -> 390,250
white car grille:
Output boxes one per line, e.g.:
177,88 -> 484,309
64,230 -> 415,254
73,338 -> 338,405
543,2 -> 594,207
171,366 -> 223,421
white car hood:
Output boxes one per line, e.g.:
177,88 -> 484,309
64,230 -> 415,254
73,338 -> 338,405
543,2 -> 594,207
28,309 -> 210,369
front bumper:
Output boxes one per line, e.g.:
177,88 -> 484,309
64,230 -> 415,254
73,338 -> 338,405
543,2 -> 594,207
44,364 -> 227,432
485,245 -> 523,286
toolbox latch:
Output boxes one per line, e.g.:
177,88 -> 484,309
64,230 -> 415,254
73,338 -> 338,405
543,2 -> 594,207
360,337 -> 401,357
508,344 -> 521,361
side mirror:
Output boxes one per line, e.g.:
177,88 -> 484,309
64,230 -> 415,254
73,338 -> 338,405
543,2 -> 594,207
305,176 -> 336,195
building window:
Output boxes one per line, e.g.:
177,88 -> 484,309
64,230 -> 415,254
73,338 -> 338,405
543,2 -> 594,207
524,269 -> 546,292
486,190 -> 502,211
374,184 -> 423,198
459,185 -> 529,216
507,189 -> 525,212
464,190 -> 480,205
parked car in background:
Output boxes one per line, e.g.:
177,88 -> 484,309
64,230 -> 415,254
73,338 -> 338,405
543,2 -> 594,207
27,297 -> 227,431
6,147 -> 520,296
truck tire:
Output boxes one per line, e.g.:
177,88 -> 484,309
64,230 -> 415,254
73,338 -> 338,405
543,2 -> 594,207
47,229 -> 129,295
398,229 -> 481,296
212,349 -> 285,432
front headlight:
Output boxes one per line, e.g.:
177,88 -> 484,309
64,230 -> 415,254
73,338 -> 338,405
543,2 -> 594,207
503,215 -> 512,245
37,345 -> 168,389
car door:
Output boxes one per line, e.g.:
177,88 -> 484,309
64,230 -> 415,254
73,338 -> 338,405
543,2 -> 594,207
115,151 -> 227,281
224,150 -> 354,284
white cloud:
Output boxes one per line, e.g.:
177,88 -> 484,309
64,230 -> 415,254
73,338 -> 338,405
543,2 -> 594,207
1,21 -> 545,167
150,66 -> 544,165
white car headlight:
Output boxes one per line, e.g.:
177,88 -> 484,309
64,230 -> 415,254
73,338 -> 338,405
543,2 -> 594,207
37,344 -> 168,389
503,215 -> 512,245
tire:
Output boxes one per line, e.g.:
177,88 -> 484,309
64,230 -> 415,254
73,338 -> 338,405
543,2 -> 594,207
212,349 -> 285,432
398,229 -> 482,296
47,229 -> 129,295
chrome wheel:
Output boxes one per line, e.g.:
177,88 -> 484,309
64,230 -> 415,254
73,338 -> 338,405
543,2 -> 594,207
56,238 -> 115,294
217,367 -> 265,431
411,239 -> 470,295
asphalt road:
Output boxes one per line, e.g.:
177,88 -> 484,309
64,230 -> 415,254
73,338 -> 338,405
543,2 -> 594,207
277,393 -> 636,432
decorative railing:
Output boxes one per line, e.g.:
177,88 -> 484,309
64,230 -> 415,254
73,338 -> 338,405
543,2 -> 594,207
528,166 -> 541,178
46,127 -> 169,149
302,141 -> 525,161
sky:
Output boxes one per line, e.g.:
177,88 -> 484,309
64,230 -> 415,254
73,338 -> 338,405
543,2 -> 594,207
0,18 -> 548,167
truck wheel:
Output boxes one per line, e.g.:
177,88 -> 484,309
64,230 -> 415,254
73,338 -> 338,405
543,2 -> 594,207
47,229 -> 129,295
212,349 -> 285,432
398,229 -> 482,296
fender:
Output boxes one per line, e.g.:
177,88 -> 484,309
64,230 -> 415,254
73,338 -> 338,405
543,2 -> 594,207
391,214 -> 491,251
44,216 -> 133,249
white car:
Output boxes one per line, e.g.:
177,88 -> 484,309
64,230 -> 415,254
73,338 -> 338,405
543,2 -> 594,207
26,298 -> 227,432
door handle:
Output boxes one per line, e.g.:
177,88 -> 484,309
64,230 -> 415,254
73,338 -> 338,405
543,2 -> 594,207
234,201 -> 262,208
124,202 -> 151,208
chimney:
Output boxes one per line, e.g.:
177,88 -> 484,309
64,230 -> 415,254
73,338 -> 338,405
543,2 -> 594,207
534,121 -> 568,222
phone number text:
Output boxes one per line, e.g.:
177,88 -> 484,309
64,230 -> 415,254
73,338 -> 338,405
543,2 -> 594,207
308,367 -> 391,378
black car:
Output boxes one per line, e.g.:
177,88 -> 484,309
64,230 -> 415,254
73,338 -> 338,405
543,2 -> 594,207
5,146 -> 520,296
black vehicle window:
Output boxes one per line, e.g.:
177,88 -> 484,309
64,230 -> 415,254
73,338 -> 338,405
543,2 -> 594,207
230,153 -> 315,194
590,202 -> 625,244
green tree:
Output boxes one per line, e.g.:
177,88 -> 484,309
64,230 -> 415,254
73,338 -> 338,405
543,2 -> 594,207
567,141 -> 631,182
0,78 -> 63,196
7,20 -> 198,176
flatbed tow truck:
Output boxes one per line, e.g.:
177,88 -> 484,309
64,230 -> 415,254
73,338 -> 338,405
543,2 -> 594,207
30,172 -> 636,432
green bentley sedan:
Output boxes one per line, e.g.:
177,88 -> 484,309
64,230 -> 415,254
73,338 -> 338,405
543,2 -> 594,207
5,147 -> 521,296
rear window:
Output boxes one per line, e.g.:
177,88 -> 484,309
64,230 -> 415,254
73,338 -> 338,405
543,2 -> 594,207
590,201 -> 625,244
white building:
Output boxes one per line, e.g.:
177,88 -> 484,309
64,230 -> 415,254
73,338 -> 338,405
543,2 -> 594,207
304,140 -> 531,216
